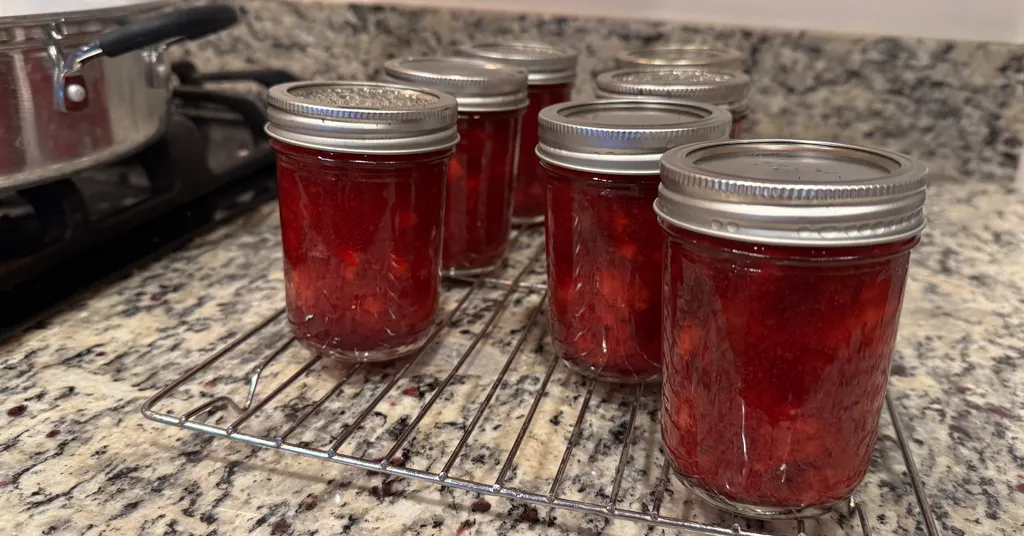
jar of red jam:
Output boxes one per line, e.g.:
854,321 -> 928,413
656,139 -> 928,517
615,44 -> 746,71
265,81 -> 459,362
382,57 -> 528,276
595,67 -> 751,138
458,42 -> 578,225
537,99 -> 731,383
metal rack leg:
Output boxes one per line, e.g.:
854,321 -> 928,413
227,348 -> 316,435
141,309 -> 287,422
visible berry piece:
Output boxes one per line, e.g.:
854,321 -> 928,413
396,210 -> 418,231
390,256 -> 410,278
447,156 -> 465,181
338,248 -> 360,267
616,242 -> 638,260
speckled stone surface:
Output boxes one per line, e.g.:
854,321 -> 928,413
173,0 -> 1023,183
1,177 -> 1023,535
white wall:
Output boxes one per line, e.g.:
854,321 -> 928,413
339,0 -> 1024,43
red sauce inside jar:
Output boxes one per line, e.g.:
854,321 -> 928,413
543,163 -> 663,382
728,108 -> 749,138
272,140 -> 452,360
513,83 -> 573,224
443,109 -> 524,275
660,225 -> 917,511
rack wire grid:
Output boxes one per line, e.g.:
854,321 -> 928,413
142,226 -> 940,536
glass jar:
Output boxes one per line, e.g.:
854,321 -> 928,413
459,42 -> 578,225
265,81 -> 459,362
537,99 -> 731,383
615,44 -> 746,71
656,139 -> 928,517
595,67 -> 751,138
383,57 -> 529,276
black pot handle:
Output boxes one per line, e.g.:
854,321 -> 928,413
98,4 -> 239,58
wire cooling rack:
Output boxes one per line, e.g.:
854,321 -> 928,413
142,227 -> 940,536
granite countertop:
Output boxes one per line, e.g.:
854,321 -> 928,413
1,174 -> 1022,536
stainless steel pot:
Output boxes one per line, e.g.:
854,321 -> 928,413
0,3 -> 238,193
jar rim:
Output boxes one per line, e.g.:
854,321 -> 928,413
265,81 -> 460,154
536,99 -> 732,175
382,56 -> 530,112
595,67 -> 750,107
457,41 -> 578,85
657,139 -> 929,247
615,44 -> 745,70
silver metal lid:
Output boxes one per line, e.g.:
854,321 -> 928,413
615,45 -> 746,71
382,56 -> 529,112
594,67 -> 751,107
536,99 -> 732,175
457,42 -> 578,85
657,139 -> 928,247
265,81 -> 459,154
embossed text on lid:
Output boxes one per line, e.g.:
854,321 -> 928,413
595,67 -> 751,107
615,44 -> 745,70
265,81 -> 459,155
656,139 -> 929,246
535,99 -> 731,175
382,56 -> 529,112
457,42 -> 578,85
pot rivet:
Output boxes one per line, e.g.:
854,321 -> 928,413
66,84 -> 87,103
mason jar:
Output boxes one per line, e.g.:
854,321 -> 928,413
657,139 -> 928,518
615,44 -> 746,71
265,81 -> 459,362
595,67 -> 751,138
383,56 -> 528,276
458,42 -> 578,225
538,99 -> 731,382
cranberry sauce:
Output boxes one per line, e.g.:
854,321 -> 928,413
266,81 -> 458,362
513,82 -> 573,223
274,142 -> 451,360
729,109 -> 748,138
656,139 -> 928,517
661,227 -> 916,510
443,109 -> 524,274
544,164 -> 663,381
536,99 -> 731,383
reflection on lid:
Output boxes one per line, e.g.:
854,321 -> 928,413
289,85 -> 438,108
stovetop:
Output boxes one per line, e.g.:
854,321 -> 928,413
0,63 -> 295,339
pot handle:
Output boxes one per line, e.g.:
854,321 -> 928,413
55,4 -> 239,112
97,4 -> 239,58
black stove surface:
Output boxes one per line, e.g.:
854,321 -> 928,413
0,65 -> 295,340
